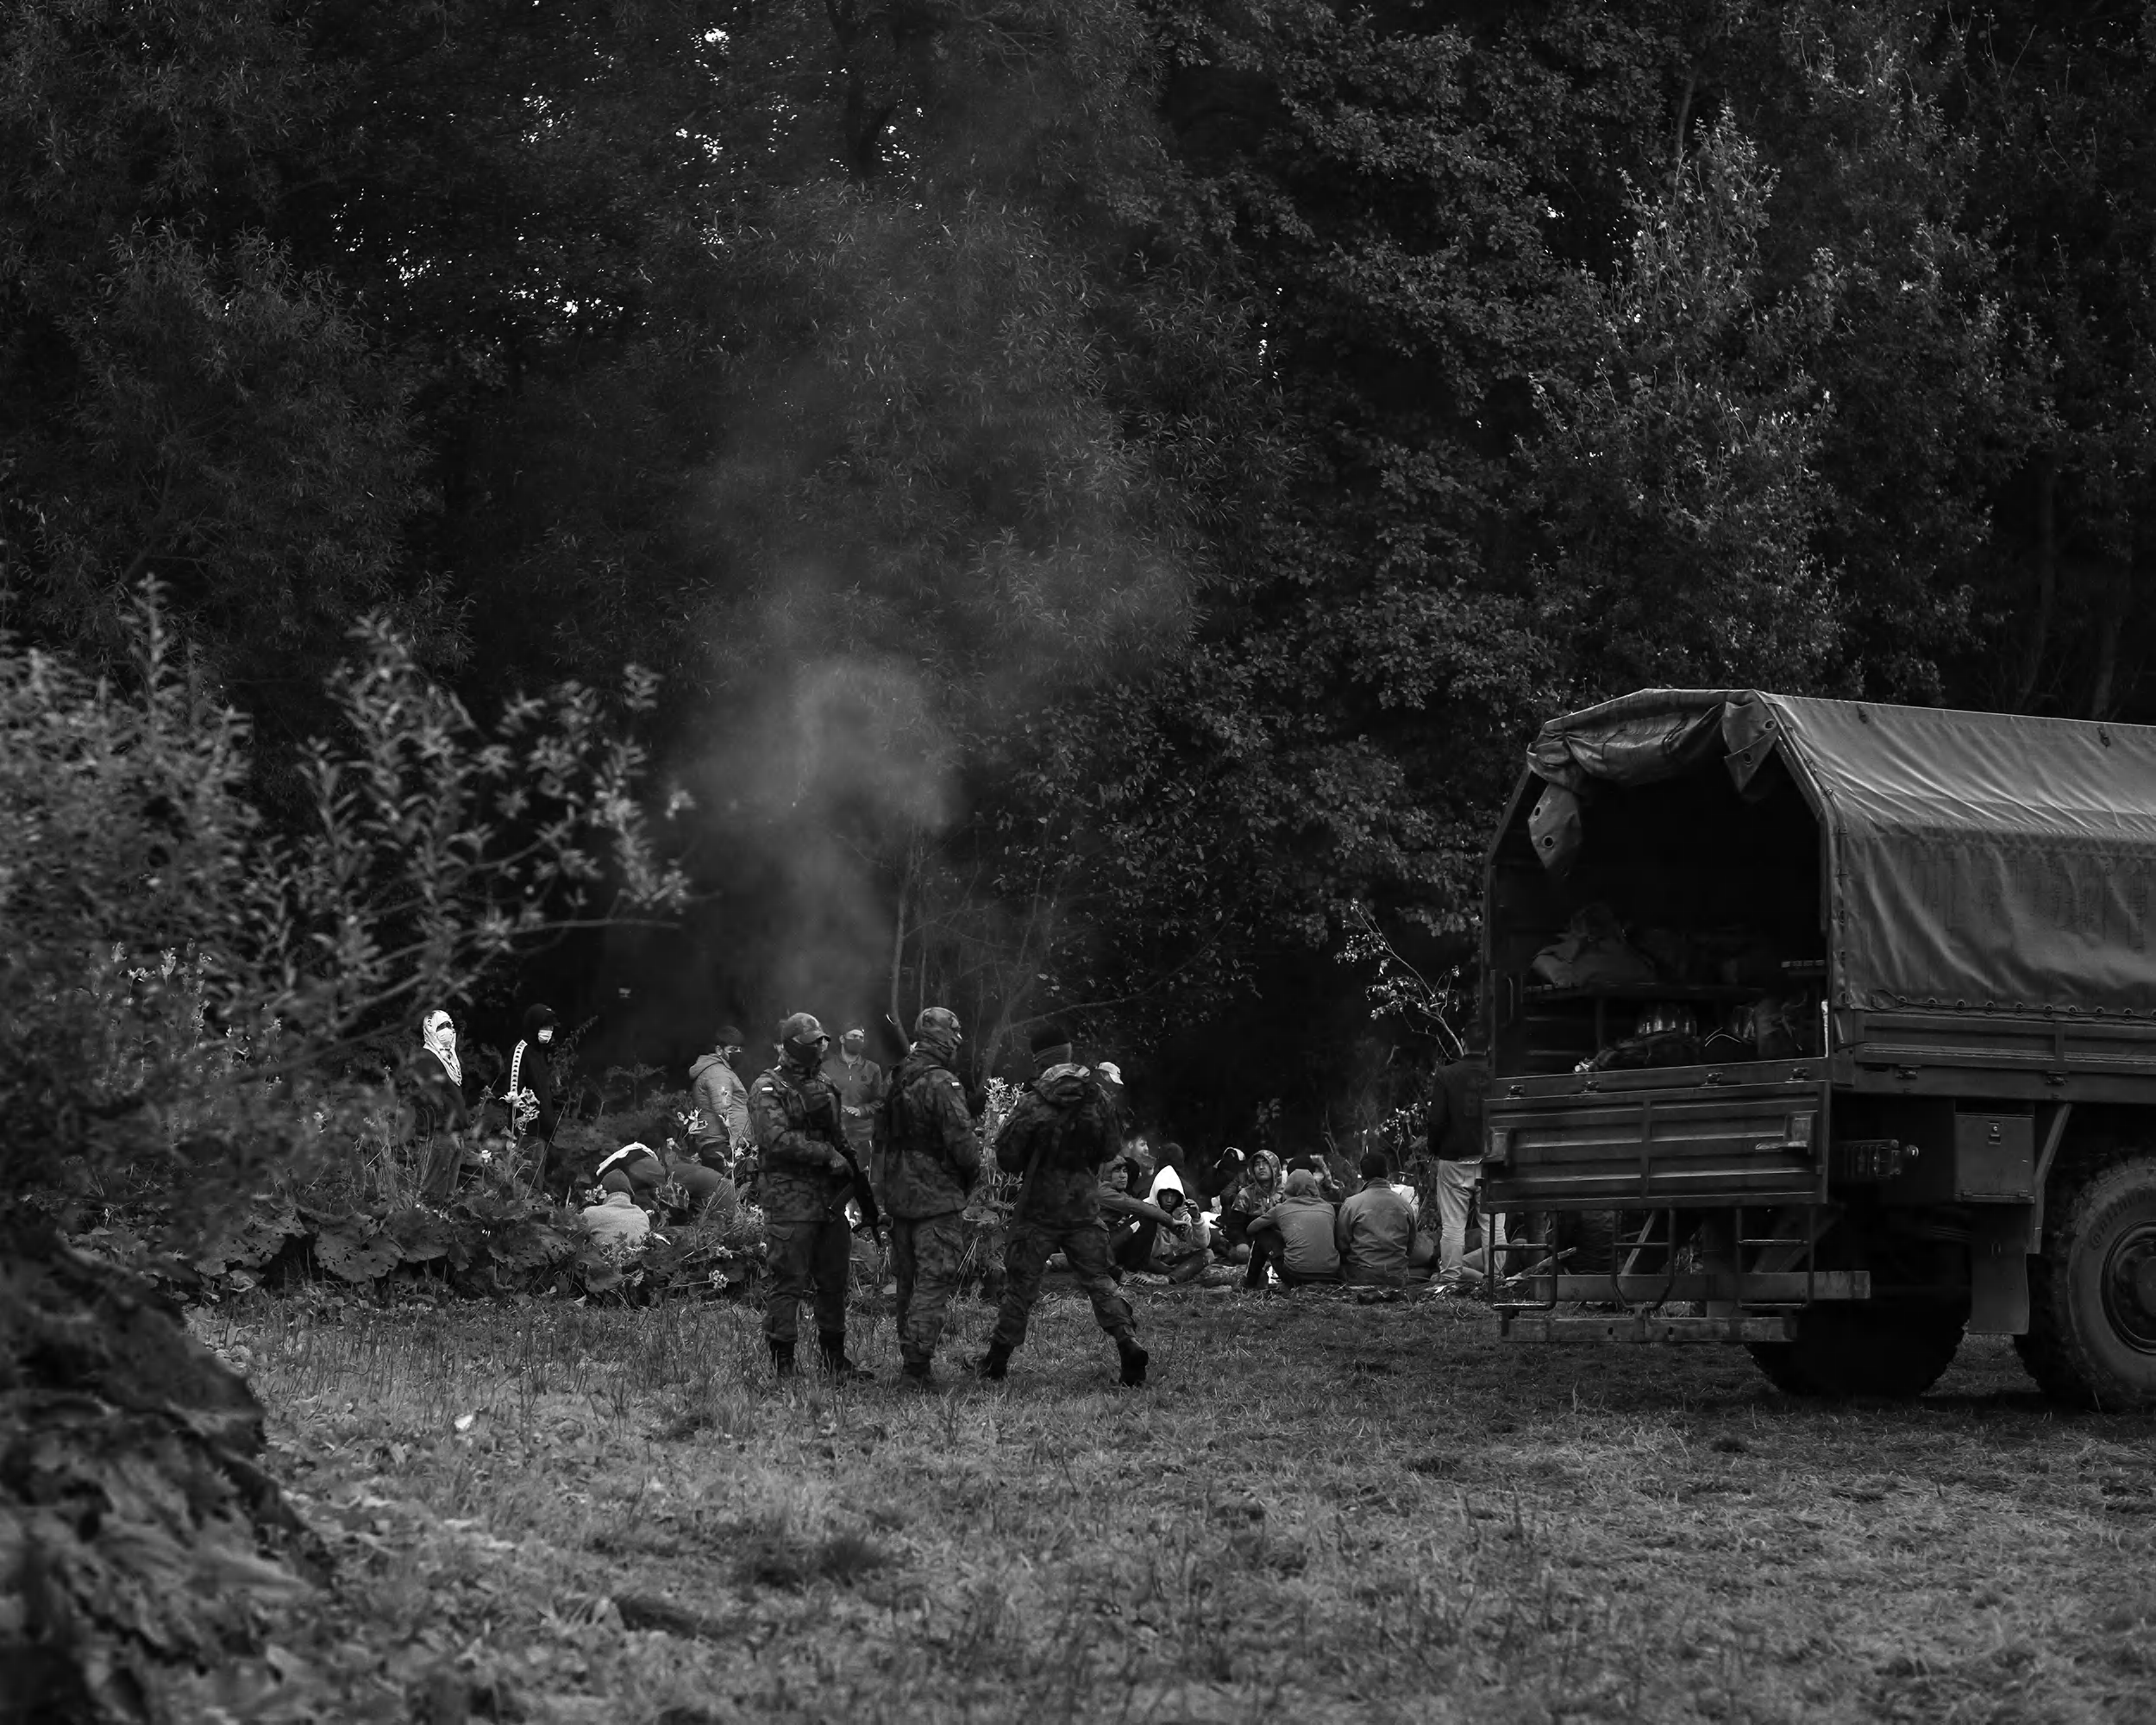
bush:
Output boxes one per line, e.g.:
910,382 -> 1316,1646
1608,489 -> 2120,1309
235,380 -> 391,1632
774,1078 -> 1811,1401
0,593 -> 689,1719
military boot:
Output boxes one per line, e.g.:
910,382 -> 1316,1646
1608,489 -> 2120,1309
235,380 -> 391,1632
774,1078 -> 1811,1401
1116,1335 -> 1150,1388
819,1332 -> 874,1381
975,1340 -> 1012,1382
769,1339 -> 796,1377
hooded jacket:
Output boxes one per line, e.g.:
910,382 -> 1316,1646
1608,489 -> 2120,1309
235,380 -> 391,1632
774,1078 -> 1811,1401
994,1063 -> 1124,1226
509,1005 -> 561,1140
877,1023 -> 981,1219
688,1050 -> 752,1155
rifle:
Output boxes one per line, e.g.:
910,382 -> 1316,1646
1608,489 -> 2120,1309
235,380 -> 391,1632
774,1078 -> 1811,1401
808,1089 -> 883,1240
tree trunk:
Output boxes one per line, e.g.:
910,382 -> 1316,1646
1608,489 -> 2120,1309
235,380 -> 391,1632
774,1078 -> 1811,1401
888,858 -> 910,1043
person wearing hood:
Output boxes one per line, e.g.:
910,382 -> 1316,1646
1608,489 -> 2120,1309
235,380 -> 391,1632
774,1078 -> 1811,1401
876,1007 -> 981,1387
506,1004 -> 563,1191
1244,1169 -> 1342,1289
411,1008 -> 472,1202
978,1026 -> 1150,1389
1145,1167 -> 1212,1283
1225,1149 -> 1286,1245
688,1026 -> 752,1172
749,1013 -> 872,1380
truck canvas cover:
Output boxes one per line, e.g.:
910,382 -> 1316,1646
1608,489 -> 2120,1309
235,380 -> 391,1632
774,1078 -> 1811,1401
1525,689 -> 2156,1019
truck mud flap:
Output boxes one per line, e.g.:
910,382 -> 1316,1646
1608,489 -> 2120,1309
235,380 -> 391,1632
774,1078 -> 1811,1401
1501,1313 -> 1799,1345
1482,1066 -> 1828,1209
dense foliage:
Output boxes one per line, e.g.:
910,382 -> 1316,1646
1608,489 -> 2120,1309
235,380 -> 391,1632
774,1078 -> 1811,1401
4,0 -> 2153,1140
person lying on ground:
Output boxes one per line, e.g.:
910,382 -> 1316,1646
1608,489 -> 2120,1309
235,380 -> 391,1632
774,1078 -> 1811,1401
1336,1151 -> 1418,1288
661,1136 -> 741,1220
594,1142 -> 668,1206
1244,1169 -> 1342,1289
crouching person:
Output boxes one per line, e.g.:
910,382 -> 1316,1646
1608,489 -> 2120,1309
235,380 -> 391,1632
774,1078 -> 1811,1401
880,1007 -> 982,1389
752,1013 -> 872,1381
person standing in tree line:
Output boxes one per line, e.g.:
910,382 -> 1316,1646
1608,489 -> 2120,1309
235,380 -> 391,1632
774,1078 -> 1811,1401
1426,1027 -> 1503,1289
411,1007 -> 471,1201
750,1013 -> 873,1380
980,1026 -> 1150,1389
877,1007 -> 981,1388
506,1004 -> 562,1194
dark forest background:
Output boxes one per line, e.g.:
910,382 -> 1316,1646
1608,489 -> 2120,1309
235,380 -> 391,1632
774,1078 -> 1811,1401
5,0 -> 2152,1152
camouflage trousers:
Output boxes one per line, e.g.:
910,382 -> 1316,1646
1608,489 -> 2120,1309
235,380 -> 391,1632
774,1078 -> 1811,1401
890,1211 -> 967,1366
991,1211 -> 1136,1352
763,1214 -> 852,1346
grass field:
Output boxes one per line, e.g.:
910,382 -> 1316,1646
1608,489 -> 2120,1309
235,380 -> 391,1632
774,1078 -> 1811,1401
194,1282 -> 2156,1724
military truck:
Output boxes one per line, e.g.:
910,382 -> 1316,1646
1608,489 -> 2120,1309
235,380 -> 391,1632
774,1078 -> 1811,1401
1478,689 -> 2156,1408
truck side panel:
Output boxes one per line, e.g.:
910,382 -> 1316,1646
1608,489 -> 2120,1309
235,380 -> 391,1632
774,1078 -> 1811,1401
1482,1063 -> 1828,1210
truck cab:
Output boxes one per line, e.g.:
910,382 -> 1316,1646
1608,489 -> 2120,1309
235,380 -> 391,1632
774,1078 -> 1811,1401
1479,689 -> 2156,1406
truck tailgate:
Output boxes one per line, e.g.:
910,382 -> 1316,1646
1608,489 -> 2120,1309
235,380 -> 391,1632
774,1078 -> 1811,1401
1481,1063 -> 1827,1209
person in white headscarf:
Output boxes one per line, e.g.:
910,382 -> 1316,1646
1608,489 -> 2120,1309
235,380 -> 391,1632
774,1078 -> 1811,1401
411,1008 -> 472,1201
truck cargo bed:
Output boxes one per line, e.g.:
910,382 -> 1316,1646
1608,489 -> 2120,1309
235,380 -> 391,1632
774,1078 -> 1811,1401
1481,1059 -> 1827,1210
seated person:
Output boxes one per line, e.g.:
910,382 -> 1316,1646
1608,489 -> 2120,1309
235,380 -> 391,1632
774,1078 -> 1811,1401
1223,1148 -> 1284,1250
579,1189 -> 652,1251
1286,1151 -> 1348,1205
1336,1151 -> 1418,1287
1145,1169 -> 1213,1283
1244,1169 -> 1341,1289
1100,1157 -> 1178,1274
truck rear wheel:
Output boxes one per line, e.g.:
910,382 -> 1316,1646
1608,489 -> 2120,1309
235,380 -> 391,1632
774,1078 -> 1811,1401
1746,1302 -> 1965,1399
2015,1150 -> 2156,1410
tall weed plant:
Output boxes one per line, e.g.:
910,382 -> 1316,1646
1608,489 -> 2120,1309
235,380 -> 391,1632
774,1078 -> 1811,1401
0,588 -> 689,1242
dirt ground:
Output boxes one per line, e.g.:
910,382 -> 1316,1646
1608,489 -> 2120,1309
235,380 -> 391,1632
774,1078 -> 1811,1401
196,1282 -> 2156,1724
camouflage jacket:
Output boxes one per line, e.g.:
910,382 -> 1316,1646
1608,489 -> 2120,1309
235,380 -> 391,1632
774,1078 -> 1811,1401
749,1061 -> 854,1223
877,1044 -> 981,1219
995,1064 -> 1124,1226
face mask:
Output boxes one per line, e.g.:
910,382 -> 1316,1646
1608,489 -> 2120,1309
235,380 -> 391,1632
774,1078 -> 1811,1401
538,1027 -> 555,1044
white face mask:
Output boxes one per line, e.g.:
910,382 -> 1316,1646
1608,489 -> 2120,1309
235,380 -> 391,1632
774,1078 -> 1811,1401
538,1027 -> 555,1044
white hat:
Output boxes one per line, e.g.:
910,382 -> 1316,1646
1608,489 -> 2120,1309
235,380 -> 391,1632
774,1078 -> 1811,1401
1098,1061 -> 1124,1086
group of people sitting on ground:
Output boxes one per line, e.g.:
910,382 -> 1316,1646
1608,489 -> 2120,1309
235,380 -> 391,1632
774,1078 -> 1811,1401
1235,1152 -> 1424,1289
404,998 -> 1504,1316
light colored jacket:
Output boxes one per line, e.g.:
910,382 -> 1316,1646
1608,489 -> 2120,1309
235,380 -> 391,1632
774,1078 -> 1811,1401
689,1051 -> 752,1153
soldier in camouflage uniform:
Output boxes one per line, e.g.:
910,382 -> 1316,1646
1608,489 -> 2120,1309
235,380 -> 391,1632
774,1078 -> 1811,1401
750,1013 -> 873,1380
877,1007 -> 983,1388
978,1028 -> 1150,1388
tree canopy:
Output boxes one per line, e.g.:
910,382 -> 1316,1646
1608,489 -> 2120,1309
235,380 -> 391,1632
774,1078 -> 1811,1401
3,0 -> 2151,1142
